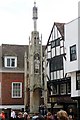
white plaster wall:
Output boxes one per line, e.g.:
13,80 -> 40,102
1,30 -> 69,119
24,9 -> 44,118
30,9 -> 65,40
78,17 -> 80,70
71,72 -> 80,97
51,72 -> 53,80
78,2 -> 80,17
61,47 -> 64,54
64,18 -> 80,98
56,46 -> 60,55
52,48 -> 55,57
47,52 -> 51,59
64,18 -> 78,73
60,70 -> 64,78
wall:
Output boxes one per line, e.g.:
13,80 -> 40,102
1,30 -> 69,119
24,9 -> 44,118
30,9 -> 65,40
64,18 -> 78,73
71,72 -> 80,97
1,73 -> 24,105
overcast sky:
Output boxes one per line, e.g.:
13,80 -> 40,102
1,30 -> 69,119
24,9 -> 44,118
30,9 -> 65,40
0,0 -> 79,45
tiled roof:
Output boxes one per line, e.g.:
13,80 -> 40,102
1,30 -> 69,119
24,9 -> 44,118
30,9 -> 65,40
1,44 -> 45,70
2,44 -> 28,70
54,22 -> 65,37
2,44 -> 28,55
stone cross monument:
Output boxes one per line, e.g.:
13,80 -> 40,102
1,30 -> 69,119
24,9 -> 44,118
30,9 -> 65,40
29,2 -> 42,113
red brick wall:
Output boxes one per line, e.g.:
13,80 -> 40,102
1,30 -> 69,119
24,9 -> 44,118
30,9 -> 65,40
1,73 -> 24,105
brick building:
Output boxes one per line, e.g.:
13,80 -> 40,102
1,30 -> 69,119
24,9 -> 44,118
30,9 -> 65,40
0,43 -> 45,118
0,44 -> 28,112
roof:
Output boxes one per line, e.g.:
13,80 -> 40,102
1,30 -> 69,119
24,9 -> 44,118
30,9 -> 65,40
45,22 -> 65,50
1,44 -> 28,70
54,22 -> 65,37
0,44 -> 45,70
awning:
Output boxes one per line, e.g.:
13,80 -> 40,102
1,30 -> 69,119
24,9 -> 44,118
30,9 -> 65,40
53,103 -> 63,108
0,105 -> 25,110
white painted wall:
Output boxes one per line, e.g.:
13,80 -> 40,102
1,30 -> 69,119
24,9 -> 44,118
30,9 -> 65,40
71,72 -> 80,97
78,17 -> 80,70
64,18 -> 80,97
64,18 -> 78,73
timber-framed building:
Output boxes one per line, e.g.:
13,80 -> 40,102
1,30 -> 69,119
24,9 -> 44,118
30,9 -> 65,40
44,22 -> 77,113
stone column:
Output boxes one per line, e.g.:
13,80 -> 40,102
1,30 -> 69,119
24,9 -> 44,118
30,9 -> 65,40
30,89 -> 40,113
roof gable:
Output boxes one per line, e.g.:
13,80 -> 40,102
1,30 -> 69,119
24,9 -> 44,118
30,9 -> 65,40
45,22 -> 65,49
54,22 -> 65,37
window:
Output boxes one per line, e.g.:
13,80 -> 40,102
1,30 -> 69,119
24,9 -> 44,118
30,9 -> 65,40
60,84 -> 66,95
67,82 -> 71,94
12,82 -> 22,98
70,45 -> 77,61
4,56 -> 17,68
51,41 -> 55,48
56,39 -> 60,46
76,72 -> 80,90
51,39 -> 60,48
52,84 -> 58,95
50,56 -> 63,72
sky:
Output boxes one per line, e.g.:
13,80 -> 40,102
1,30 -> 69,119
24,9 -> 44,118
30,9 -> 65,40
0,0 -> 79,45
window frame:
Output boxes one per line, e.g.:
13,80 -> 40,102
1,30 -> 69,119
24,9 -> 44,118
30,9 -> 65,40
67,82 -> 71,94
51,41 -> 55,48
60,83 -> 66,95
50,56 -> 63,72
12,82 -> 22,98
76,71 -> 80,90
56,38 -> 60,47
51,84 -> 58,95
70,45 -> 77,61
4,56 -> 17,68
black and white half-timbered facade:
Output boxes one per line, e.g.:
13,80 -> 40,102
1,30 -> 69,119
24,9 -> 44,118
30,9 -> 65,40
44,22 -> 77,113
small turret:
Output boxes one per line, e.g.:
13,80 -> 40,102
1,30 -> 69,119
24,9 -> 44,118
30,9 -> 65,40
32,2 -> 38,31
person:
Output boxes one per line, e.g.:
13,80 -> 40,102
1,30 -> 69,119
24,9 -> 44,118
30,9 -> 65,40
35,115 -> 45,120
16,112 -> 24,120
32,113 -> 39,120
0,111 -> 5,120
10,109 -> 16,119
68,108 -> 74,120
46,112 -> 53,120
23,112 -> 28,120
23,112 -> 30,120
57,110 -> 68,120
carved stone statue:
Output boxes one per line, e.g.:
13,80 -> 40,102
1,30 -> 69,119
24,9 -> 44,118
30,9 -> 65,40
34,55 -> 40,73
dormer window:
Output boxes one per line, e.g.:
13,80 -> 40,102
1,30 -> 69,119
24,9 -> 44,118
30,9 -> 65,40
4,56 -> 17,68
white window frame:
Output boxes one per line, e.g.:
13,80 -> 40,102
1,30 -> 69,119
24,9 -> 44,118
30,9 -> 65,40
12,82 -> 22,98
4,56 -> 17,68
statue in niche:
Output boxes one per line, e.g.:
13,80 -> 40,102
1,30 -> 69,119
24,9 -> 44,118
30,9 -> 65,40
34,53 -> 40,73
